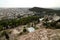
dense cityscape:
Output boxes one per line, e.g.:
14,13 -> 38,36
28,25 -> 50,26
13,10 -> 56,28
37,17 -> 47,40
0,7 -> 60,40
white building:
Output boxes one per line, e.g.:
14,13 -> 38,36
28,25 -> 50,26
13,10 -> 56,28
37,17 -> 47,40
39,18 -> 44,21
27,27 -> 35,32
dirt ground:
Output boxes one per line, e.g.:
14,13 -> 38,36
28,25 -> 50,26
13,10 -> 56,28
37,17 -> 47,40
17,29 -> 60,40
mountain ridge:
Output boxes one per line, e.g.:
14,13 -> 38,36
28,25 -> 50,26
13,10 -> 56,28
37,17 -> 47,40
29,7 -> 60,16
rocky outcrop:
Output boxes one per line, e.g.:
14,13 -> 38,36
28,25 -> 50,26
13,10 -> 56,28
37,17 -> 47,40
17,29 -> 60,40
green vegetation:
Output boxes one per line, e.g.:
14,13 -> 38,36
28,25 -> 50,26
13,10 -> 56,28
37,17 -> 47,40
0,16 -> 39,31
33,26 -> 39,30
29,7 -> 60,16
0,26 -> 3,31
23,27 -> 27,32
18,27 -> 28,36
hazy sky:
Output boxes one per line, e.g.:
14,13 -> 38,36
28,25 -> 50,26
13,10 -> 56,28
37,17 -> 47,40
0,0 -> 60,8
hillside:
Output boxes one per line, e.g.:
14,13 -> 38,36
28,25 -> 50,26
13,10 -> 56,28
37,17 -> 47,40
29,7 -> 60,16
0,7 -> 60,40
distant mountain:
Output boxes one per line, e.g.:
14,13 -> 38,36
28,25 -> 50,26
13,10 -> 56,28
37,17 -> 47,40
53,8 -> 60,10
29,7 -> 54,12
29,7 -> 60,16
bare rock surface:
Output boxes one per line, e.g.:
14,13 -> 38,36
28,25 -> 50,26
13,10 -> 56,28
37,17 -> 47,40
17,29 -> 60,40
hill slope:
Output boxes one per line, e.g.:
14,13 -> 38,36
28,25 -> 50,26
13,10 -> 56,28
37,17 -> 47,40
29,7 -> 60,16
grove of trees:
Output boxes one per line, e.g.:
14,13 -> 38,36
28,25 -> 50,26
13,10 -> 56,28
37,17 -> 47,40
0,16 -> 39,31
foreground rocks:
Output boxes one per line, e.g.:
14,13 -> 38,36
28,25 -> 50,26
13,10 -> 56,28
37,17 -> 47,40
17,29 -> 60,40
1,28 -> 60,40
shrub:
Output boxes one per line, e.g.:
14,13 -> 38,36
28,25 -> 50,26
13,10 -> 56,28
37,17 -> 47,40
33,26 -> 38,30
0,16 -> 39,31
23,27 -> 27,32
0,26 -> 3,31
